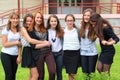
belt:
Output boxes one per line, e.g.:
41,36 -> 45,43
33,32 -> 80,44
40,47 -> 51,51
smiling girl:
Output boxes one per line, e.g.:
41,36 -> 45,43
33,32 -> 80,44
46,15 -> 64,80
1,12 -> 21,80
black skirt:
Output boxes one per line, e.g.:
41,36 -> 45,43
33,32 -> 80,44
99,49 -> 115,65
21,47 -> 36,68
63,50 -> 80,74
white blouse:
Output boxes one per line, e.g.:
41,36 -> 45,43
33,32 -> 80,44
80,30 -> 98,56
48,29 -> 62,52
63,27 -> 80,50
1,27 -> 20,55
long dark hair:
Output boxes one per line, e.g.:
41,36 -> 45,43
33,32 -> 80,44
46,14 -> 64,38
80,8 -> 97,41
90,13 -> 113,40
23,13 -> 33,29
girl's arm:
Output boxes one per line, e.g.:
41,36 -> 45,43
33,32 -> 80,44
2,34 -> 20,47
101,38 -> 116,45
16,45 -> 22,64
35,41 -> 51,49
21,27 -> 46,44
102,27 -> 119,45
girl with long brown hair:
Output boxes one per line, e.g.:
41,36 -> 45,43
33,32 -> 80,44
90,13 -> 119,75
46,14 -> 64,80
1,12 -> 21,80
80,8 -> 98,76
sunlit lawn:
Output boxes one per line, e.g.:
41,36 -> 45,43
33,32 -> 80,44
0,44 -> 120,80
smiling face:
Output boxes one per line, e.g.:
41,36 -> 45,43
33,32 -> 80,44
49,17 -> 57,29
83,11 -> 91,23
25,17 -> 33,27
66,16 -> 74,28
35,13 -> 42,25
10,14 -> 19,27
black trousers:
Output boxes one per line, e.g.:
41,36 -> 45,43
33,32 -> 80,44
1,52 -> 18,80
81,55 -> 98,74
53,50 -> 63,80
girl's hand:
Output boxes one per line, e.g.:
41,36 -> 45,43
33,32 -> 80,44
106,40 -> 115,45
17,40 -> 22,47
16,56 -> 21,64
108,38 -> 113,42
101,40 -> 108,45
102,39 -> 115,45
44,41 -> 51,47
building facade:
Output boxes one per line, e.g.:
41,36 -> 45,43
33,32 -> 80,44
0,0 -> 120,14
0,0 -> 42,13
46,0 -> 120,14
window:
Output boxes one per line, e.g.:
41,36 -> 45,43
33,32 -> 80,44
77,0 -> 81,6
59,0 -> 61,6
71,0 -> 75,6
64,0 -> 69,6
58,0 -> 82,7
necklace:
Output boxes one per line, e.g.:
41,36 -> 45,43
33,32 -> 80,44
51,38 -> 56,42
50,29 -> 56,43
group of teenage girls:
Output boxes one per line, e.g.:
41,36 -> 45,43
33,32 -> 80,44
1,8 -> 119,80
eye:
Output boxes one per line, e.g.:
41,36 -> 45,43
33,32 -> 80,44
66,20 -> 74,22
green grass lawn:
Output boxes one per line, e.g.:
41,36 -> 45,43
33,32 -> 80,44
0,45 -> 120,80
